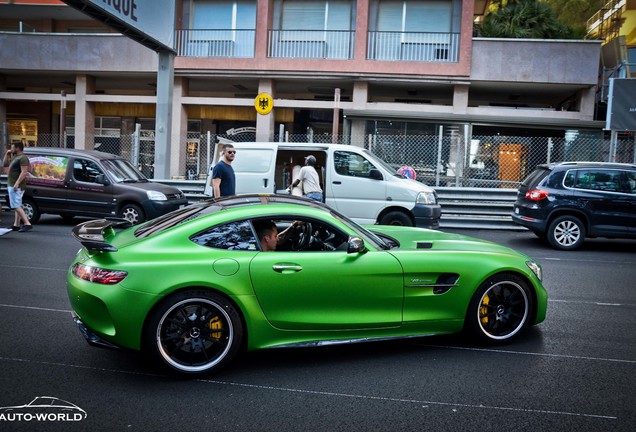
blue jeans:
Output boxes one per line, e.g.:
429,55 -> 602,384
305,192 -> 323,202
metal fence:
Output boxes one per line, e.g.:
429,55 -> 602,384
15,130 -> 636,187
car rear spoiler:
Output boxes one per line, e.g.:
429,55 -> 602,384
71,218 -> 132,252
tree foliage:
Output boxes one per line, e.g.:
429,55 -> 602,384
476,0 -> 583,39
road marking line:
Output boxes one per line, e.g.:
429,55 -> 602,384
0,264 -> 67,272
195,378 -> 617,420
407,343 -> 636,365
0,303 -> 72,313
0,356 -> 618,421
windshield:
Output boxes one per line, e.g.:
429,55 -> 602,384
103,159 -> 147,183
330,209 -> 390,250
361,148 -> 403,177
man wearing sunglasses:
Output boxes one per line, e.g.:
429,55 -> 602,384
211,144 -> 236,198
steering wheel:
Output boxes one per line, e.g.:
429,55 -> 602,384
294,222 -> 312,251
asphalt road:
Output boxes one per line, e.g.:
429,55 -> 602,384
0,213 -> 635,432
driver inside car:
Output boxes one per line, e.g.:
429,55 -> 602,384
255,220 -> 304,251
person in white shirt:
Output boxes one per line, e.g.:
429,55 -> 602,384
287,155 -> 323,202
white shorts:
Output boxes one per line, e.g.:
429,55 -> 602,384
8,188 -> 24,209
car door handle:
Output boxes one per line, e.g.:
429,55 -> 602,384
272,264 -> 303,273
332,181 -> 342,185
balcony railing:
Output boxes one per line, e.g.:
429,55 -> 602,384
367,31 -> 460,62
268,30 -> 354,59
175,29 -> 256,58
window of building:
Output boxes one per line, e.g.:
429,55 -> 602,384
191,0 -> 256,30
281,0 -> 352,32
377,0 -> 454,33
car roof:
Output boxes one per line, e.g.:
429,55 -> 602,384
543,161 -> 636,170
24,147 -> 124,161
205,194 -> 330,212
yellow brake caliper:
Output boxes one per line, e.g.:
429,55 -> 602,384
209,316 -> 223,340
480,294 -> 490,325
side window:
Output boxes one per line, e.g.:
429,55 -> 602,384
73,159 -> 104,184
191,220 -> 258,251
334,151 -> 376,178
571,169 -> 621,192
623,171 -> 636,194
255,217 -> 349,252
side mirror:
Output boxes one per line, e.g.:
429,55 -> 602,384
95,174 -> 110,185
347,236 -> 367,254
369,168 -> 383,180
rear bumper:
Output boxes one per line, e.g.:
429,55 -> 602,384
72,314 -> 121,350
511,206 -> 547,232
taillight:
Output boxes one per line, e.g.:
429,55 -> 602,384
525,189 -> 549,201
72,263 -> 127,285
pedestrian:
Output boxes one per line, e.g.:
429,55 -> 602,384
211,144 -> 236,198
287,155 -> 323,202
2,141 -> 33,232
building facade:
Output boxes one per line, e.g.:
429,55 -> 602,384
0,0 -> 606,183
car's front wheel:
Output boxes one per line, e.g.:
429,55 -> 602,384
145,290 -> 243,375
379,211 -> 412,226
547,215 -> 585,250
466,274 -> 532,342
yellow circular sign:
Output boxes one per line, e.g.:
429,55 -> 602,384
254,93 -> 274,115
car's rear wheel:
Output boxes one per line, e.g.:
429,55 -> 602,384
22,199 -> 40,223
547,215 -> 585,250
118,203 -> 144,224
145,290 -> 243,375
466,274 -> 532,342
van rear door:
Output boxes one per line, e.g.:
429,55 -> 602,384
25,154 -> 70,213
205,143 -> 277,195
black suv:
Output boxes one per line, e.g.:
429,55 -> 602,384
512,162 -> 636,250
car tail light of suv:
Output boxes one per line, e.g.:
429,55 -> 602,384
525,189 -> 549,201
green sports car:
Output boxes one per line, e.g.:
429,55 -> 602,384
67,194 -> 547,376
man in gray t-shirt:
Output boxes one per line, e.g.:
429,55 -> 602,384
288,155 -> 323,202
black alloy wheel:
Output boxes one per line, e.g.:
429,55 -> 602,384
466,274 -> 532,342
146,290 -> 243,375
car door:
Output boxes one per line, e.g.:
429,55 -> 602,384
249,219 -> 403,331
327,150 -> 387,224
25,153 -> 69,213
572,168 -> 630,237
67,157 -> 115,217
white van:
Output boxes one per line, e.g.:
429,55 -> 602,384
204,142 -> 441,228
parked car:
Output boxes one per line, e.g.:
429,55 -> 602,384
204,142 -> 441,229
22,148 -> 187,224
512,162 -> 636,250
68,194 -> 547,376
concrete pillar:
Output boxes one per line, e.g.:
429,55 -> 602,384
171,77 -> 189,178
256,79 -> 275,142
74,75 -> 96,150
453,84 -> 469,114
577,87 -> 596,121
350,81 -> 368,147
